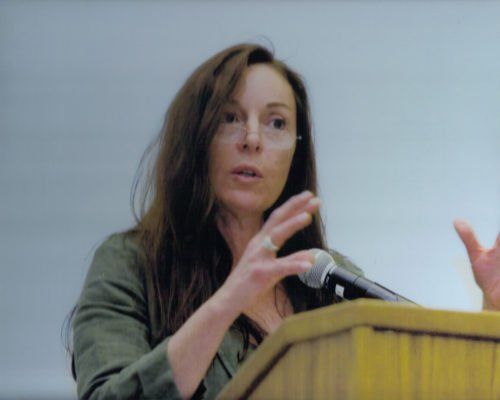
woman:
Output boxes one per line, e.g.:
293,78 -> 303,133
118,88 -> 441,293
72,43 -> 500,400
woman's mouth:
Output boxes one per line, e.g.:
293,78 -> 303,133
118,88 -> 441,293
231,164 -> 263,182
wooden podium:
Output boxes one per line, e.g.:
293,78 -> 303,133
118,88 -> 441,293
218,300 -> 500,400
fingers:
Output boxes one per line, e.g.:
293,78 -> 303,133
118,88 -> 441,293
280,249 -> 316,265
264,191 -> 316,230
454,219 -> 482,261
268,211 -> 313,249
274,250 -> 315,276
259,192 -> 320,250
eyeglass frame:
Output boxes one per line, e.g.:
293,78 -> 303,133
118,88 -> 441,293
214,118 -> 303,149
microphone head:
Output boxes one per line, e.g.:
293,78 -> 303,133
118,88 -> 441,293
298,248 -> 336,288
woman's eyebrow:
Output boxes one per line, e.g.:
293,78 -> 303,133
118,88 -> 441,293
266,102 -> 292,110
225,100 -> 292,110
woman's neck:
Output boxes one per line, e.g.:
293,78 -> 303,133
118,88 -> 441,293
215,208 -> 295,333
244,284 -> 294,335
216,209 -> 263,265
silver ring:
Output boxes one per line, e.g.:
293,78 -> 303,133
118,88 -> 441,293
262,235 -> 279,252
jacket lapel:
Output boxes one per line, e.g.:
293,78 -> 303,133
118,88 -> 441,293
216,328 -> 244,377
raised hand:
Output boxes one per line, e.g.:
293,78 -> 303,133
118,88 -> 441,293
454,219 -> 500,311
167,191 -> 320,398
220,190 -> 320,313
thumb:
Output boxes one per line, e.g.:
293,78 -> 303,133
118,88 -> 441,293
453,219 -> 482,261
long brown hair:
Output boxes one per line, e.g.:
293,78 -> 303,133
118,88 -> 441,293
132,43 -> 332,344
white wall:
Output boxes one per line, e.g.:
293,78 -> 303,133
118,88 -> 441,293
1,1 -> 499,398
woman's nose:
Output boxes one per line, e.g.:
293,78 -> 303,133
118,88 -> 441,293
240,120 -> 262,152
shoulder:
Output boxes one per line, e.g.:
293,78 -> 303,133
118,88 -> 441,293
93,231 -> 143,262
79,231 -> 147,304
87,231 -> 144,278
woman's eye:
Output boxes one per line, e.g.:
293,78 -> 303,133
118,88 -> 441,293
271,118 -> 286,130
223,112 -> 238,124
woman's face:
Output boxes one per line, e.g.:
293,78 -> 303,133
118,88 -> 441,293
209,64 -> 297,219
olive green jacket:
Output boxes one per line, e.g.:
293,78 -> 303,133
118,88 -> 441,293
73,234 -> 363,399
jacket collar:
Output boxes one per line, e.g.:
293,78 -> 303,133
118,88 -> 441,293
217,328 -> 255,378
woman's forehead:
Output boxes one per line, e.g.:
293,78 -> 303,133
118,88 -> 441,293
227,64 -> 295,111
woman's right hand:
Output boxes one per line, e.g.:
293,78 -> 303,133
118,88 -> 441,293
167,190 -> 320,398
218,190 -> 321,314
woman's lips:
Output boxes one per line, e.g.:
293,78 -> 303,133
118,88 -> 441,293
231,171 -> 263,183
231,164 -> 263,177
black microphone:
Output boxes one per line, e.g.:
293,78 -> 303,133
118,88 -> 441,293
299,249 -> 418,305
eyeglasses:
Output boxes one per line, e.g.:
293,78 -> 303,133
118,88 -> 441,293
215,113 -> 301,149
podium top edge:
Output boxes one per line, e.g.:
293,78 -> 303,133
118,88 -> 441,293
283,299 -> 500,342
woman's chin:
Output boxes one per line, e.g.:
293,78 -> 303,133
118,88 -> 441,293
218,193 -> 272,218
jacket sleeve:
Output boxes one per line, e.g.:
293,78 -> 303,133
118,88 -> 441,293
72,234 -> 183,400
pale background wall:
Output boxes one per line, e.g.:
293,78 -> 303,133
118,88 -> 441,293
1,1 -> 499,398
